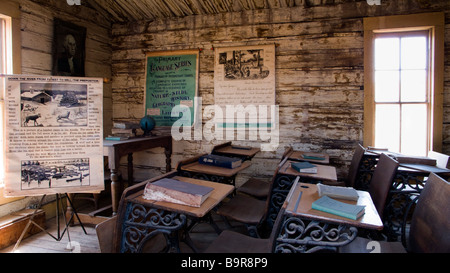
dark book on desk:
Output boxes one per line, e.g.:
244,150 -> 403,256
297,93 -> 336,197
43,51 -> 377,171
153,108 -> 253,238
291,161 -> 317,173
312,196 -> 365,220
143,178 -> 214,207
199,154 -> 242,169
301,153 -> 326,161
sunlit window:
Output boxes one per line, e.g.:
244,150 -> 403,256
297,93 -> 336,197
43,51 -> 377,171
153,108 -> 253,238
373,31 -> 430,156
0,14 -> 12,183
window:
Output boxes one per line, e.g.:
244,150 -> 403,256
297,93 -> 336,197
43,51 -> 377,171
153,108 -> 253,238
0,1 -> 21,204
364,13 -> 444,156
0,14 -> 13,183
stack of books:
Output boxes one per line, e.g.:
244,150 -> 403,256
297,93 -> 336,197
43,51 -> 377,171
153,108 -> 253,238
106,120 -> 140,140
198,154 -> 242,169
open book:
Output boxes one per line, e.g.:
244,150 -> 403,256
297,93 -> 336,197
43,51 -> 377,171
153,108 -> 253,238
317,183 -> 359,201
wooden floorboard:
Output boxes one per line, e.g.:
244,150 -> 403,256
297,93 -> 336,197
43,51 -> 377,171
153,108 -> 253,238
0,216 -> 100,253
0,212 -> 248,253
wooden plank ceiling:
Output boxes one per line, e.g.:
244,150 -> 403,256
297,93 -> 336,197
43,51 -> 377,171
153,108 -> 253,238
85,0 -> 304,23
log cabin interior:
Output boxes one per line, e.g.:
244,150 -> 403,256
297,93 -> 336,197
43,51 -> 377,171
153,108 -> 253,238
0,0 -> 449,256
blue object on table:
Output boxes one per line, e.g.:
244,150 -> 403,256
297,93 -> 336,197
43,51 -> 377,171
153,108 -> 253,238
140,115 -> 155,136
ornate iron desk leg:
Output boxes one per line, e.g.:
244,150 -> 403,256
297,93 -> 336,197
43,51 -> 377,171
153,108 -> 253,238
274,214 -> 358,253
120,203 -> 187,253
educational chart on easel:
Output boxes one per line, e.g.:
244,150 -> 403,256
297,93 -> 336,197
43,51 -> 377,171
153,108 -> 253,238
3,75 -> 104,197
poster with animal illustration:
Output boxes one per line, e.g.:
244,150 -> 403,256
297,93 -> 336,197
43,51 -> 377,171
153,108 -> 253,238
3,75 -> 104,197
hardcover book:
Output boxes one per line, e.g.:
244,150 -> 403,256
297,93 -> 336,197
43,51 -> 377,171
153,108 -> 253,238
199,154 -> 242,169
312,196 -> 365,220
317,183 -> 359,201
291,161 -> 317,173
143,178 -> 214,207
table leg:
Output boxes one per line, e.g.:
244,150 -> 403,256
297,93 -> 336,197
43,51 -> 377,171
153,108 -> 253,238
165,148 -> 171,172
127,153 -> 133,185
110,169 -> 121,215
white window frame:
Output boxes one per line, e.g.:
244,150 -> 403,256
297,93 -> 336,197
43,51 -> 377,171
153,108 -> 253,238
0,0 -> 21,204
363,12 -> 445,154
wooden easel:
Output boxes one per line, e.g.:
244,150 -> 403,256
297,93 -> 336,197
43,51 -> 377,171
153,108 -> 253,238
12,193 -> 86,252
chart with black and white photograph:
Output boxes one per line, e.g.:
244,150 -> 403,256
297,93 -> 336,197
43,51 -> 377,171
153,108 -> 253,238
3,75 -> 104,197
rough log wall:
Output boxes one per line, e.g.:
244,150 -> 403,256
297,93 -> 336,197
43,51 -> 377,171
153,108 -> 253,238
111,1 -> 450,183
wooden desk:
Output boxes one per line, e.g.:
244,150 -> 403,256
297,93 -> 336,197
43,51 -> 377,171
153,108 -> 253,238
115,175 -> 234,253
265,159 -> 337,229
273,180 -> 383,253
212,143 -> 260,161
179,160 -> 251,186
357,151 -> 450,241
103,135 -> 172,215
287,151 -> 330,165
278,160 -> 337,183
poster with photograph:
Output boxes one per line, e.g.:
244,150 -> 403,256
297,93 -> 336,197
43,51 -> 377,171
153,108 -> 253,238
214,44 -> 276,129
144,49 -> 199,127
3,75 -> 104,197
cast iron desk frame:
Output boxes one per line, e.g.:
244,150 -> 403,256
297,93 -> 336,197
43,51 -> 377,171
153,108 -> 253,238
357,152 -> 450,241
114,172 -> 234,253
274,180 -> 383,253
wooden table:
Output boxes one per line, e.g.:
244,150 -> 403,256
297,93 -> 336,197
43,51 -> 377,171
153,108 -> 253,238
273,179 -> 383,253
179,160 -> 251,186
115,175 -> 234,253
212,142 -> 260,161
287,151 -> 330,165
103,135 -> 172,215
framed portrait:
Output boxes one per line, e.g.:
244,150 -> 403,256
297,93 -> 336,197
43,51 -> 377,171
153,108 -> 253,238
52,18 -> 86,77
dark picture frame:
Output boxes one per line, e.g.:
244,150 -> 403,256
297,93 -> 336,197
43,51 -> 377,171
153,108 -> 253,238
52,18 -> 86,77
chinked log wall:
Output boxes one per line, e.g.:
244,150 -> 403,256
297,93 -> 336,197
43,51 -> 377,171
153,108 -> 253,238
112,1 -> 450,183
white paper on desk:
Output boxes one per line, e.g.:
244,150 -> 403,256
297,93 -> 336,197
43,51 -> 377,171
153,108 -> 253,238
3,75 -> 104,197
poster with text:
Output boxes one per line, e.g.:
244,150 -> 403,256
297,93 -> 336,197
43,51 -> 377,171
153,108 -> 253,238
145,50 -> 199,126
214,44 -> 275,129
3,75 -> 104,197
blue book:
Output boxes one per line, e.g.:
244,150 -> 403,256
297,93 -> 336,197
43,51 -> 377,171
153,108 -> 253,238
312,196 -> 365,220
291,161 -> 317,173
199,154 -> 242,169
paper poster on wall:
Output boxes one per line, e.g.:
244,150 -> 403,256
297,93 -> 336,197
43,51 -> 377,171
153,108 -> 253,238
3,75 -> 104,197
144,50 -> 199,127
214,44 -> 276,129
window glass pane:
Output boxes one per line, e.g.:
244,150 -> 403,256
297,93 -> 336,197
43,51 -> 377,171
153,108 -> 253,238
401,36 -> 427,70
375,104 -> 400,152
0,102 -> 3,182
375,70 -> 399,102
401,104 -> 427,156
375,38 -> 399,70
401,70 -> 427,102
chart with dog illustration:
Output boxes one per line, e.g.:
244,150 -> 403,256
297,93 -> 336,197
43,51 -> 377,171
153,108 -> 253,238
3,75 -> 104,197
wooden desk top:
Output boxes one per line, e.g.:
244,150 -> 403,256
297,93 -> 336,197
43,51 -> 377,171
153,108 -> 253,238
288,151 -> 330,164
213,145 -> 260,158
279,160 -> 337,182
285,182 -> 383,230
127,176 -> 234,218
180,160 -> 251,177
